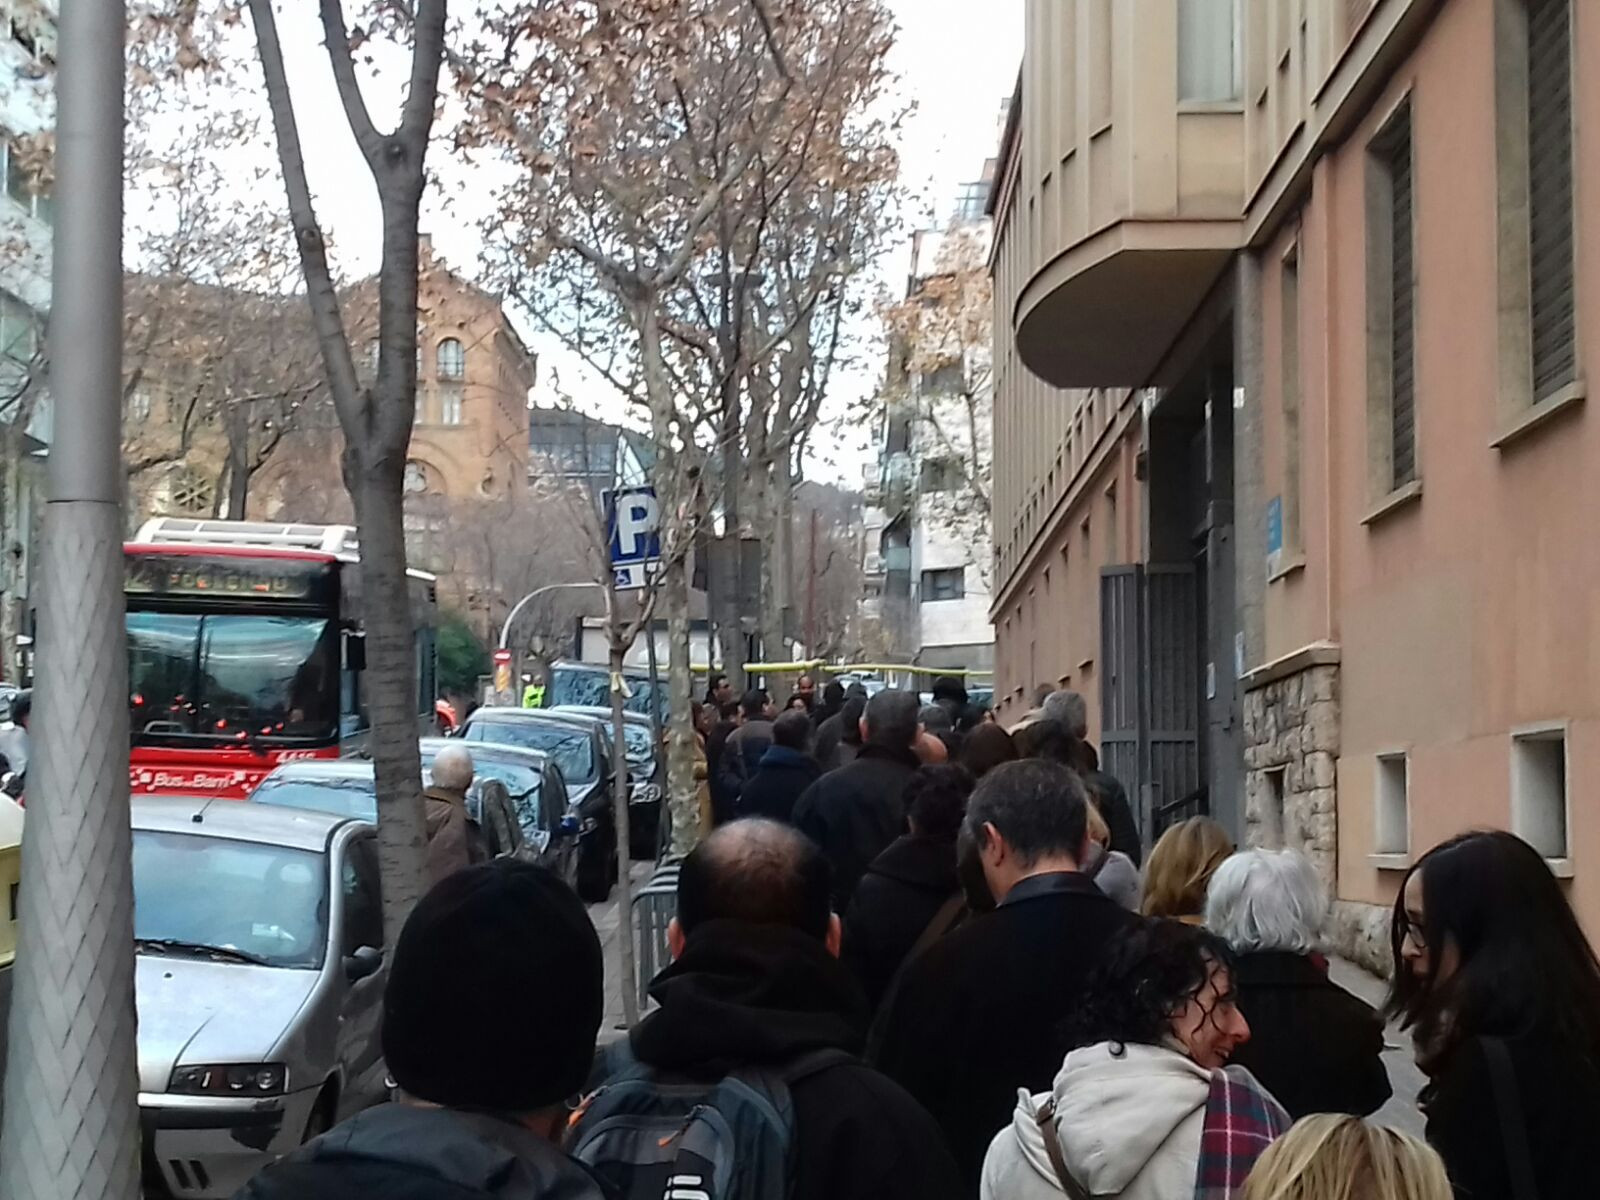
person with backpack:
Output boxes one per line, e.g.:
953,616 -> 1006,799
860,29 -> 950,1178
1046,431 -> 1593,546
570,818 -> 960,1200
235,861 -> 610,1200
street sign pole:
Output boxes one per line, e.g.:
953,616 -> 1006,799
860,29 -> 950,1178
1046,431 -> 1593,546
0,0 -> 139,1195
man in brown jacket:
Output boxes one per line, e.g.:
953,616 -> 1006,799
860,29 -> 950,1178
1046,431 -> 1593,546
424,743 -> 484,885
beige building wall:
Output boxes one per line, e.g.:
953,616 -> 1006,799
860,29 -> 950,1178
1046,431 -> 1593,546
997,0 -> 1600,952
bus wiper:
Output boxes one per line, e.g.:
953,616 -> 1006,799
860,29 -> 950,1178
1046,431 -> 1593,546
135,938 -> 275,967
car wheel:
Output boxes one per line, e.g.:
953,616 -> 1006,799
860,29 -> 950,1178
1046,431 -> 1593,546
576,832 -> 613,903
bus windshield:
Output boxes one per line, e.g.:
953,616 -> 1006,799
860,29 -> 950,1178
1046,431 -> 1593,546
128,612 -> 339,743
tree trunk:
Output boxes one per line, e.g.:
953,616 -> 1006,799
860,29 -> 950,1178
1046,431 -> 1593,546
607,637 -> 639,1024
356,461 -> 428,945
753,461 -> 785,667
662,551 -> 700,859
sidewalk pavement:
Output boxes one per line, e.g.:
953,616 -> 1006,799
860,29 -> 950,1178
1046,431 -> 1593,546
1328,956 -> 1426,1137
588,860 -> 655,1044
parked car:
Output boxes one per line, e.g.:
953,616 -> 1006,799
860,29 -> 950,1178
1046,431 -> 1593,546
459,708 -> 618,901
133,796 -> 389,1198
551,705 -> 663,857
246,755 -> 566,885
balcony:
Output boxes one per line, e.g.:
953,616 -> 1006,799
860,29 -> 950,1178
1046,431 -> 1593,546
996,0 -> 1246,388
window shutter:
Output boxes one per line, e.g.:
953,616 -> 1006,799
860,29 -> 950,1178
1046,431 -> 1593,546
1527,0 -> 1576,400
1387,112 -> 1417,488
1345,0 -> 1370,39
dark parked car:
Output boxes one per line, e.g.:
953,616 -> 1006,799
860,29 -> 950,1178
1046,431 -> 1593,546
551,705 -> 663,857
459,708 -> 619,901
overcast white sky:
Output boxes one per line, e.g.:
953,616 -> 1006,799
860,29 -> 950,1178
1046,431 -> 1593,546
235,0 -> 1024,481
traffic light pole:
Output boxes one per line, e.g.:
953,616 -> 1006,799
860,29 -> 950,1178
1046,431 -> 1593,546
0,0 -> 138,1195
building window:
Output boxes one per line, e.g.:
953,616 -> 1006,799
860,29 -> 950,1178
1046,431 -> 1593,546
1178,0 -> 1241,103
167,467 -> 214,515
1365,99 -> 1417,495
921,567 -> 966,602
440,384 -> 463,426
1495,0 -> 1578,417
1512,726 -> 1568,861
952,181 -> 988,224
1281,249 -> 1303,549
437,337 -> 465,381
1375,754 -> 1409,856
1,135 -> 50,223
1526,0 -> 1575,400
919,456 -> 962,494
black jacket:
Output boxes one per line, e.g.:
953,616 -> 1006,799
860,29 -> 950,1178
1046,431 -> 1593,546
842,834 -> 959,1011
1083,766 -> 1141,866
234,1103 -> 610,1200
1227,951 -> 1391,1119
735,745 -> 823,826
716,720 -> 774,804
791,745 -> 920,910
705,719 -> 739,824
1423,1027 -> 1600,1200
626,920 -> 961,1200
872,871 -> 1135,1192
812,712 -> 846,771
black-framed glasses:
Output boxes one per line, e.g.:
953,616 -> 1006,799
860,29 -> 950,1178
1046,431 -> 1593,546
1400,913 -> 1428,949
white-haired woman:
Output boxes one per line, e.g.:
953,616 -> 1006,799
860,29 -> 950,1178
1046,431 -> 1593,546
1205,849 -> 1391,1119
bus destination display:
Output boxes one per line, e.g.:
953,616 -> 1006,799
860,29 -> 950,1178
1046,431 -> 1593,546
125,553 -> 333,602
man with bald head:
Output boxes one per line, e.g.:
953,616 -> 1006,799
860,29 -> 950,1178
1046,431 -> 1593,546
423,743 -> 484,885
610,819 -> 959,1200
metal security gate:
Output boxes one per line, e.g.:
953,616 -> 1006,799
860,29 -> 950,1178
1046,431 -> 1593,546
1100,564 -> 1201,847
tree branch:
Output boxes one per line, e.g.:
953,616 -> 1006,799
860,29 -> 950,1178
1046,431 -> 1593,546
319,0 -> 384,162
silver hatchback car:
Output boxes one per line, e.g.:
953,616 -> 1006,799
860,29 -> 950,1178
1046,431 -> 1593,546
133,797 -> 389,1198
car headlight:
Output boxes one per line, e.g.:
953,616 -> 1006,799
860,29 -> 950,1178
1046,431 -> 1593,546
169,1063 -> 288,1096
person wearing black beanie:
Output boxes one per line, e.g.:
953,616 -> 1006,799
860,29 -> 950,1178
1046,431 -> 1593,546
234,861 -> 610,1200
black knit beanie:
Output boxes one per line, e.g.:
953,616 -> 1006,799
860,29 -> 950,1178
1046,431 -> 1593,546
382,860 -> 603,1112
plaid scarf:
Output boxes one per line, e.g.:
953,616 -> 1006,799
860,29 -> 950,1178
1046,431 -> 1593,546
1193,1066 -> 1291,1199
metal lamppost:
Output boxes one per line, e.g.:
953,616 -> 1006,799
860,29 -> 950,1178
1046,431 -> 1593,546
0,0 -> 139,1196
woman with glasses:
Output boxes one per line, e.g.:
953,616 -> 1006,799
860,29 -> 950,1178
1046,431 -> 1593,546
1388,830 -> 1600,1199
981,919 -> 1288,1199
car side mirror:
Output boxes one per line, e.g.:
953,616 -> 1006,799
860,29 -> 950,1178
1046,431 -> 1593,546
342,630 -> 367,673
344,945 -> 383,983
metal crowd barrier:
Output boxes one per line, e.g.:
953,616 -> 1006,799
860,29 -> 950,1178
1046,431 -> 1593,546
631,861 -> 681,1014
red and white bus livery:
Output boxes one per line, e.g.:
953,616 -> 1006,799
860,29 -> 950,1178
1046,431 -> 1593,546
127,519 -> 438,800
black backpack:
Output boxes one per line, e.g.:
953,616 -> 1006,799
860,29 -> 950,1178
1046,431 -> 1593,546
568,1043 -> 851,1200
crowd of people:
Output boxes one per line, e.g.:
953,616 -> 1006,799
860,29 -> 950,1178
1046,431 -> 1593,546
237,678 -> 1600,1200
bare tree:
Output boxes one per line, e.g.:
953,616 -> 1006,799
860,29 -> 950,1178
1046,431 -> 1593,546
245,0 -> 446,939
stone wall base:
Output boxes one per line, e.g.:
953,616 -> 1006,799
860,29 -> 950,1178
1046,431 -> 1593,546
1328,899 -> 1395,979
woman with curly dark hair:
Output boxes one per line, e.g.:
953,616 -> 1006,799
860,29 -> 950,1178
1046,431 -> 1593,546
1387,830 -> 1600,1199
981,919 -> 1288,1200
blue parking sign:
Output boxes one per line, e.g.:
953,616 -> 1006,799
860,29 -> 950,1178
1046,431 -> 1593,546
606,487 -> 661,567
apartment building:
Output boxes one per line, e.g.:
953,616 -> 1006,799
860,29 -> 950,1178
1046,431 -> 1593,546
993,0 -> 1598,959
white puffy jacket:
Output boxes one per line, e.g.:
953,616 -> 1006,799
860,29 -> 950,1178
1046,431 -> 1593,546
980,1042 -> 1212,1200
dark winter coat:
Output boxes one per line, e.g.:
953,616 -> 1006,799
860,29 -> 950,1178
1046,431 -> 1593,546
1082,767 -> 1142,866
625,920 -> 961,1200
791,745 -> 920,911
812,711 -> 846,771
841,833 -> 960,1011
233,1103 -> 610,1200
735,744 -> 823,826
872,871 -> 1135,1192
705,719 -> 739,825
1423,1026 -> 1600,1200
716,719 -> 774,808
1227,950 -> 1391,1119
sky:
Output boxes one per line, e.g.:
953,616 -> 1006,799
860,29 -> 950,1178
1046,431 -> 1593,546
172,0 -> 1025,484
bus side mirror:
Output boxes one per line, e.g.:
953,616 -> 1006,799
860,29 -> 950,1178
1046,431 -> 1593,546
343,630 -> 367,672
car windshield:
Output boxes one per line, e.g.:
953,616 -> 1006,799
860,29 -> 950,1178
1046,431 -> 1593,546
251,774 -> 374,820
549,665 -> 664,719
128,612 -> 338,743
464,720 -> 595,783
132,829 -> 328,970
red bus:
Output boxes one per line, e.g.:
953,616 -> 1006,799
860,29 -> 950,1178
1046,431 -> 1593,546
127,519 -> 438,800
